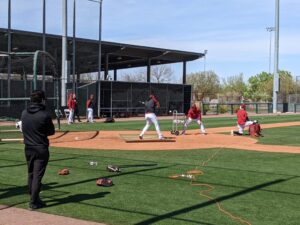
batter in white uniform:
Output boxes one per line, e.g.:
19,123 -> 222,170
139,95 -> 164,140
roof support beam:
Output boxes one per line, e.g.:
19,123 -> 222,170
105,54 -> 109,80
113,69 -> 117,81
183,61 -> 186,84
7,0 -> 11,106
147,58 -> 151,83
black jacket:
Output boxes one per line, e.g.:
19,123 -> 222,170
21,103 -> 55,147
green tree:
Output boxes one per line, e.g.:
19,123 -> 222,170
187,71 -> 220,101
245,70 -> 295,102
245,72 -> 273,102
278,70 -> 296,103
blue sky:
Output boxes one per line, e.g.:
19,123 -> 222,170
0,0 -> 299,82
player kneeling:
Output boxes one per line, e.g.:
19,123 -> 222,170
181,103 -> 206,135
232,103 -> 254,136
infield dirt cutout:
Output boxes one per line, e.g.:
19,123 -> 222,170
50,121 -> 300,154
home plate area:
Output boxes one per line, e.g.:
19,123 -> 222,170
120,134 -> 176,143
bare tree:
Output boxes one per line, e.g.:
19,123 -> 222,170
187,71 -> 221,101
80,72 -> 101,81
120,65 -> 173,83
121,69 -> 146,82
151,65 -> 173,83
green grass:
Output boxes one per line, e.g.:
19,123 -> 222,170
258,126 -> 300,147
1,114 -> 300,225
0,143 -> 299,225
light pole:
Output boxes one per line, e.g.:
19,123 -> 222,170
72,0 -> 76,94
88,0 -> 103,118
203,49 -> 208,74
266,27 -> 275,75
273,0 -> 280,113
61,0 -> 68,106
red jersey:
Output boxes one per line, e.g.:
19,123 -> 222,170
86,99 -> 94,108
237,109 -> 248,125
188,107 -> 201,120
68,99 -> 75,110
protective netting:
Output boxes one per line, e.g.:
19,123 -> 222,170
0,51 -> 60,120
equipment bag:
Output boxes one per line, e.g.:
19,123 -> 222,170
96,178 -> 113,187
249,123 -> 263,137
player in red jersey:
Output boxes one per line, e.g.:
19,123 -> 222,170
181,103 -> 206,135
67,93 -> 76,125
232,103 -> 254,135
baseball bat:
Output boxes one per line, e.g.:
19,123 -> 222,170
0,138 -> 23,142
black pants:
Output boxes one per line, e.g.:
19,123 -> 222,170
73,107 -> 81,122
25,145 -> 49,205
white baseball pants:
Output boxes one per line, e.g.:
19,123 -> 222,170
237,121 -> 253,134
140,113 -> 163,138
183,118 -> 206,133
68,109 -> 74,124
87,108 -> 94,122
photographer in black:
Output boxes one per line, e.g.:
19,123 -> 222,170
21,90 -> 55,210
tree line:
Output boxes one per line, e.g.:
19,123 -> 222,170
187,70 -> 297,103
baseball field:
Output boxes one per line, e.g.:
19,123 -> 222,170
0,114 -> 299,225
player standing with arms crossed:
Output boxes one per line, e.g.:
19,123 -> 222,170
21,90 -> 55,210
139,94 -> 165,140
181,103 -> 206,135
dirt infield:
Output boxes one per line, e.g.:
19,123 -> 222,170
50,121 -> 300,154
0,205 -> 106,225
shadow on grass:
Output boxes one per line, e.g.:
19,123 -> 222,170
0,165 -> 171,203
134,177 -> 297,225
0,157 -> 77,168
71,200 -> 217,225
0,182 -> 60,200
46,192 -> 110,207
0,156 -> 79,169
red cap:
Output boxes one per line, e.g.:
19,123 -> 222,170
240,103 -> 246,109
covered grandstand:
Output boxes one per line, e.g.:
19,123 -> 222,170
0,28 -> 204,118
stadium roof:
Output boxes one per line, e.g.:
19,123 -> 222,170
0,28 -> 203,75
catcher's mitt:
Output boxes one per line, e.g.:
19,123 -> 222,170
107,165 -> 121,172
58,168 -> 70,175
96,178 -> 113,187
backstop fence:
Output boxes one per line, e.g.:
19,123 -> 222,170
0,78 -> 192,119
68,81 -> 192,118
